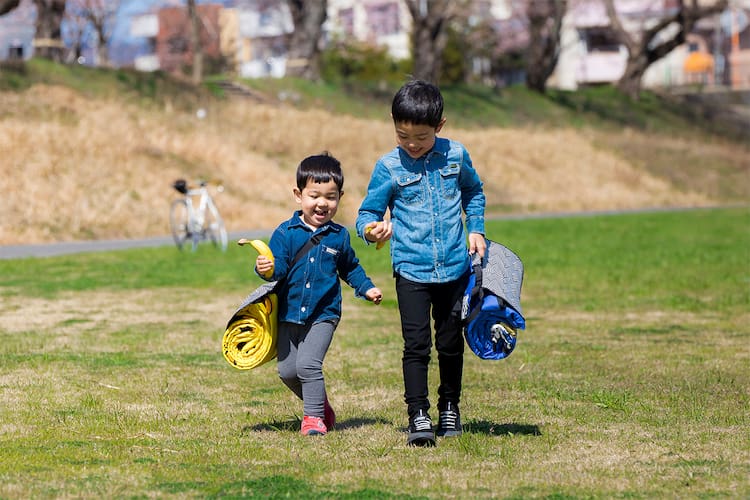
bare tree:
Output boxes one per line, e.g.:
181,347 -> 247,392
81,0 -> 118,67
187,0 -> 203,84
604,0 -> 728,99
64,0 -> 119,66
404,0 -> 459,83
32,0 -> 67,62
0,0 -> 20,15
62,1 -> 89,62
285,0 -> 327,80
526,0 -> 567,93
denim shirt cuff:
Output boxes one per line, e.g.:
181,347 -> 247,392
467,217 -> 485,235
355,279 -> 376,299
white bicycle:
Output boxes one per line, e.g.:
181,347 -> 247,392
170,179 -> 228,252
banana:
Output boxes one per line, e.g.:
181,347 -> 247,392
365,225 -> 386,250
238,238 -> 275,278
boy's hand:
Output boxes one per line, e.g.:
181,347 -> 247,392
468,233 -> 486,259
365,221 -> 392,248
366,287 -> 383,305
255,255 -> 274,278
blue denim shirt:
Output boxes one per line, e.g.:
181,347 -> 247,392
357,137 -> 485,283
258,211 -> 376,325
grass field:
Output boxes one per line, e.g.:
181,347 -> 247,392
1,207 -> 748,498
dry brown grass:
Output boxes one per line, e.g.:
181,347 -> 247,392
0,83 -> 740,245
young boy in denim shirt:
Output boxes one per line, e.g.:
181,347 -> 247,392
256,152 -> 382,436
356,80 -> 486,447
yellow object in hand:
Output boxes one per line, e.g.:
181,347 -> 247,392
365,225 -> 386,250
238,238 -> 275,278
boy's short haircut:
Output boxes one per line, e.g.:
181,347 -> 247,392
391,80 -> 444,128
296,151 -> 344,192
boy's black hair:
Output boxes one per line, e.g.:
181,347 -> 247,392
296,152 -> 344,192
391,80 -> 444,127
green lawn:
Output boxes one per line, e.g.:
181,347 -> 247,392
1,207 -> 748,498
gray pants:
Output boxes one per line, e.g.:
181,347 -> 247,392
277,320 -> 336,418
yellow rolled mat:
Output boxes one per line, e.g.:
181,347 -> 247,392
222,294 -> 278,370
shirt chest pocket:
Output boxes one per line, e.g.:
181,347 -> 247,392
396,173 -> 424,205
316,245 -> 339,276
439,164 -> 460,199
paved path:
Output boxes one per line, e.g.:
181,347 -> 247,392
0,206 -> 736,260
0,230 -> 269,260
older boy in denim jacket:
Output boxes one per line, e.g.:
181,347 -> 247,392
356,80 -> 486,447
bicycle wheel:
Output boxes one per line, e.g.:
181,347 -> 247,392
205,202 -> 228,252
170,199 -> 191,250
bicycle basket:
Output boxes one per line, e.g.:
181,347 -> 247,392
173,179 -> 188,194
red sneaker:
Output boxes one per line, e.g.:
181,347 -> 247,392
323,396 -> 336,431
301,415 -> 327,436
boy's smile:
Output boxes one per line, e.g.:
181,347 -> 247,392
294,178 -> 341,229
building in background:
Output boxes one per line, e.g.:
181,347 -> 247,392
0,0 -> 35,61
1,0 -> 747,90
233,0 -> 293,78
131,2 -> 223,74
551,0 -> 750,90
326,0 -> 411,60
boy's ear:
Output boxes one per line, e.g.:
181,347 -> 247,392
339,190 -> 344,198
435,117 -> 447,133
293,187 -> 302,203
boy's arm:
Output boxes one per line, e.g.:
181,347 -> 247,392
356,162 -> 392,242
255,227 -> 289,281
338,232 -> 377,299
458,149 -> 486,236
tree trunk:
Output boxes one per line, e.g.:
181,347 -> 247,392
404,0 -> 454,83
0,0 -> 20,15
526,0 -> 567,93
187,0 -> 203,84
285,0 -> 327,80
32,0 -> 67,62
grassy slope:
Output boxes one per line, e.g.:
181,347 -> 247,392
0,59 -> 747,246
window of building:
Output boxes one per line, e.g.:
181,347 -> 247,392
582,28 -> 621,53
339,7 -> 354,36
8,44 -> 24,60
366,2 -> 400,36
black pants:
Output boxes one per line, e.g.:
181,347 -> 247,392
395,272 -> 468,418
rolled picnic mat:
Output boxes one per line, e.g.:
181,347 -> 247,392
222,285 -> 278,370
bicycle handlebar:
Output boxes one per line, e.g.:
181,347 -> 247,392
173,179 -> 223,193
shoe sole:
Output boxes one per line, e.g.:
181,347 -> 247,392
407,431 -> 436,447
302,430 -> 326,436
436,429 -> 462,437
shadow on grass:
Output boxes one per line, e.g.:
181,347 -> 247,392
393,420 -> 542,437
464,420 -> 542,436
245,417 -> 391,433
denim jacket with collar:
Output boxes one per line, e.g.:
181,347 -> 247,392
356,137 -> 485,284
259,211 -> 376,325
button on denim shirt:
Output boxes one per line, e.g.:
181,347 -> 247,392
357,137 -> 485,284
259,211 -> 376,325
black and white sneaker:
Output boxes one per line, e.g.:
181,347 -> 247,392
407,409 -> 436,447
436,402 -> 462,437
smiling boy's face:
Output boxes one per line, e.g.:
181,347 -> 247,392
293,178 -> 341,229
394,118 -> 445,159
